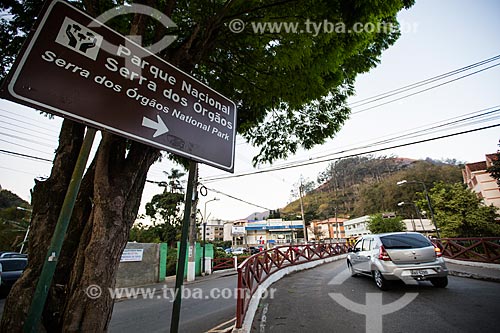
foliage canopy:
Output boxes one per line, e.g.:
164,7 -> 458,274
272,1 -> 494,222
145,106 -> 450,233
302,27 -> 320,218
425,182 -> 500,238
367,213 -> 405,234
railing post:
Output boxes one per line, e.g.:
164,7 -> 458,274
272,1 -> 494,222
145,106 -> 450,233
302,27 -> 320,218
235,267 -> 243,328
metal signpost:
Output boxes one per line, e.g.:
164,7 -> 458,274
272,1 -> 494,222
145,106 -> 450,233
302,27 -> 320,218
0,1 -> 236,332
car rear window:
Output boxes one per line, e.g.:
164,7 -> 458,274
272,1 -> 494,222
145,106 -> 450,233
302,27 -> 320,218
380,234 -> 432,249
0,260 -> 27,272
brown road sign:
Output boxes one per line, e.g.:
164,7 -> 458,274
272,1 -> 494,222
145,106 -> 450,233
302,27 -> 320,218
1,0 -> 237,172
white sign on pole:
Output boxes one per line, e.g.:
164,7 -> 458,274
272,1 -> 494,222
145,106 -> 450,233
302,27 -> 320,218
120,248 -> 144,262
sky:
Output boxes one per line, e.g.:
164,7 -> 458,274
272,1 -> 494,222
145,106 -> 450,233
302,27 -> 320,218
1,0 -> 499,222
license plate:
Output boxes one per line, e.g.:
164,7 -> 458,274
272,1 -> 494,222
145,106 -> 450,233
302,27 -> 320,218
411,269 -> 429,276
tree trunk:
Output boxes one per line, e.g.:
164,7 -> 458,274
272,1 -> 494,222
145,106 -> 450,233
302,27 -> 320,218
60,133 -> 160,331
0,129 -> 160,332
0,119 -> 86,332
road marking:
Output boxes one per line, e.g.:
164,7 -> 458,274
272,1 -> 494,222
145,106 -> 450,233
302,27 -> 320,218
259,303 -> 269,333
204,317 -> 235,333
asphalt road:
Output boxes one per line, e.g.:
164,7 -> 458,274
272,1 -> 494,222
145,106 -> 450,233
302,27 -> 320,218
251,260 -> 500,333
0,274 -> 237,332
109,273 -> 237,333
2,263 -> 499,333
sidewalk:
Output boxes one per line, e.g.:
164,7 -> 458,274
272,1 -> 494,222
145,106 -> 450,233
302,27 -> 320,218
445,258 -> 500,283
164,268 -> 238,286
113,269 -> 238,301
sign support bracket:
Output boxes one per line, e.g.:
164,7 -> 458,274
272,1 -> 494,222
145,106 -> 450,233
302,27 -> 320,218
23,127 -> 97,332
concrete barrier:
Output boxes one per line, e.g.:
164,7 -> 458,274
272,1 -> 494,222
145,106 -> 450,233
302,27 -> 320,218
115,242 -> 166,288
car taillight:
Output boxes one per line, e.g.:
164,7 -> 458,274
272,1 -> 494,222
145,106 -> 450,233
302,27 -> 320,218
378,245 -> 391,261
434,246 -> 442,257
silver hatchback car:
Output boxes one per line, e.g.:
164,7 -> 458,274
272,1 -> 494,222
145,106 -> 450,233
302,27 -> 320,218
347,232 -> 448,290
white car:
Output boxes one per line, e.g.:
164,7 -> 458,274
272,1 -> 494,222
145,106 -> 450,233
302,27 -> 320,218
347,232 -> 448,290
232,247 -> 247,255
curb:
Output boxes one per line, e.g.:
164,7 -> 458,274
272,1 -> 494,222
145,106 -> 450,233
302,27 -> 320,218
448,270 -> 500,283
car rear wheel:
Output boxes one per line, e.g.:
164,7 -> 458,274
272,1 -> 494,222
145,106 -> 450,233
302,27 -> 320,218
373,270 -> 390,290
430,276 -> 448,288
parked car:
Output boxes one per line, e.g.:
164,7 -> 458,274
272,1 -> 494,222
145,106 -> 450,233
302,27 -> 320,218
232,247 -> 248,255
249,246 -> 264,254
224,248 -> 233,254
0,257 -> 28,295
0,252 -> 26,258
347,232 -> 448,290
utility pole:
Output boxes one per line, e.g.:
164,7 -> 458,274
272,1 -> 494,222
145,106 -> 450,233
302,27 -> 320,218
187,164 -> 199,282
171,161 -> 197,333
334,206 -> 338,242
299,182 -> 308,242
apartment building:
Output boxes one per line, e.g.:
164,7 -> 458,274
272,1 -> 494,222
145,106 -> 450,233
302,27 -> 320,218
462,153 -> 500,210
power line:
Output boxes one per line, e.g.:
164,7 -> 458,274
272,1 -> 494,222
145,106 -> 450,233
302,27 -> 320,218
0,132 -> 57,148
351,62 -> 500,115
199,184 -> 271,211
0,112 -> 60,133
0,138 -> 54,155
0,166 -> 46,176
0,125 -> 57,142
0,149 -> 53,162
266,106 -> 500,170
201,123 -> 500,182
349,54 -> 500,107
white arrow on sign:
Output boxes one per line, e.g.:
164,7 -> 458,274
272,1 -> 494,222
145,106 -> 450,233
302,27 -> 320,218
142,115 -> 169,138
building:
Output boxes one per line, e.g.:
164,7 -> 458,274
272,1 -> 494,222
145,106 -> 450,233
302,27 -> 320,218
309,217 -> 347,240
200,219 -> 225,242
462,153 -> 500,210
344,215 -> 436,240
402,218 -> 435,233
223,218 -> 304,248
344,215 -> 371,239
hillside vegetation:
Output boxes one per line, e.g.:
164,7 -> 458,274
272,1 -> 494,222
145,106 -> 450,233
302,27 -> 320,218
280,156 -> 463,220
0,188 -> 30,251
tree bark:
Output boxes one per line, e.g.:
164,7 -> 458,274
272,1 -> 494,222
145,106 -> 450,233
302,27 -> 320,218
0,119 -> 86,332
60,134 -> 160,331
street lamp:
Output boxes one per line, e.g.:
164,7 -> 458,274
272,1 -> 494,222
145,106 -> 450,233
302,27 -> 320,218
397,201 -> 426,233
397,180 -> 440,238
202,198 -> 219,274
16,207 -> 32,254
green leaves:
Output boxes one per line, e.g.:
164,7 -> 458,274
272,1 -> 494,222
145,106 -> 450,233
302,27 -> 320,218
486,152 -> 500,187
367,213 -> 405,234
0,0 -> 414,163
182,0 -> 413,163
428,182 -> 500,237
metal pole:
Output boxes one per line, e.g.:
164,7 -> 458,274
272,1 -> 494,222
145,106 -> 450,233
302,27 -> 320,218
422,183 -> 440,238
201,198 -> 218,274
202,222 -> 206,274
299,182 -> 308,243
16,207 -> 32,254
170,161 -> 197,333
24,128 -> 96,333
414,205 -> 426,233
20,225 -> 30,254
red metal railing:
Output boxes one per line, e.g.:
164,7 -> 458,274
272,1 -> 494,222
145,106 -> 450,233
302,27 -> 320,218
235,243 -> 348,328
212,255 -> 251,271
439,237 -> 500,264
212,257 -> 235,271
